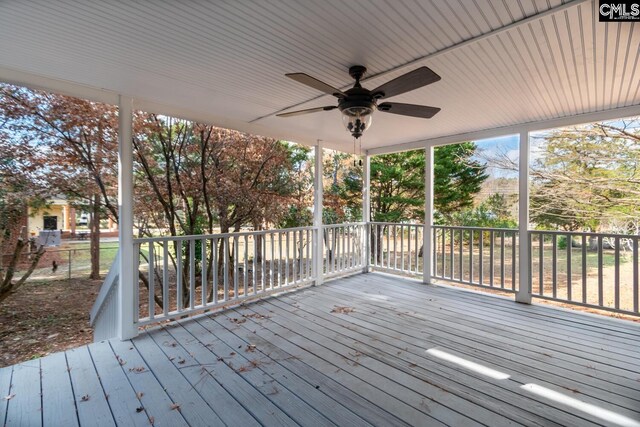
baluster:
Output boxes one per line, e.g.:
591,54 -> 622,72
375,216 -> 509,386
201,238 -> 207,306
633,237 -> 639,314
244,235 -> 249,295
148,242 -> 155,320
189,239 -> 196,310
223,237 -> 230,301
500,231 -> 505,288
232,235 -> 238,297
539,233 -> 544,295
213,238 -> 218,304
614,236 -> 620,310
479,231 -> 484,286
551,234 -> 557,298
307,228 -> 311,277
163,241 -> 169,316
270,233 -> 275,289
598,235 -> 603,307
581,235 -> 587,304
489,230 -> 494,287
176,240 -> 183,311
567,234 -> 572,301
292,230 -> 297,283
407,226 -> 412,272
459,229 -> 464,281
261,233 -> 266,292
449,228 -> 454,279
253,234 -> 258,295
386,226 -> 390,269
134,242 -> 141,322
400,225 -> 405,272
469,229 -> 474,284
511,232 -> 516,291
278,231 -> 283,287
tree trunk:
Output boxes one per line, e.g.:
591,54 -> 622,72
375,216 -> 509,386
89,194 -> 101,279
0,227 -> 46,305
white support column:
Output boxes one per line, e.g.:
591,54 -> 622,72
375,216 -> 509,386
117,95 -> 137,340
362,152 -> 371,272
313,142 -> 324,286
423,145 -> 434,284
516,131 -> 532,304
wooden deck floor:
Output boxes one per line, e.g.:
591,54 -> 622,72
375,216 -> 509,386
2,273 -> 640,426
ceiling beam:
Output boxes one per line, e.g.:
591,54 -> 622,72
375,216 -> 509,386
367,103 -> 640,155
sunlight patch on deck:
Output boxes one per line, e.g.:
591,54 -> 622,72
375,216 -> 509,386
521,383 -> 640,427
426,347 -> 511,380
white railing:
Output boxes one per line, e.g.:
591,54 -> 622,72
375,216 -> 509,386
90,249 -> 120,341
369,222 -> 639,316
370,222 -> 424,275
530,230 -> 640,316
433,225 -> 519,292
134,226 -> 316,324
93,222 -> 640,339
322,223 -> 366,278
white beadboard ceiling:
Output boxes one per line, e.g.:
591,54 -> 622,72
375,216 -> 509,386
0,0 -> 638,152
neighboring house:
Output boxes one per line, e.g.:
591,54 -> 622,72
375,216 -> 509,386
27,197 -> 76,236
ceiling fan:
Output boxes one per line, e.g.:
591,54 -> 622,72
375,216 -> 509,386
277,65 -> 441,139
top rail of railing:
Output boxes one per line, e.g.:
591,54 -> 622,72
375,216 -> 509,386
133,225 -> 316,244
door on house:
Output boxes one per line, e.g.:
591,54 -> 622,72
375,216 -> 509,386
43,215 -> 58,230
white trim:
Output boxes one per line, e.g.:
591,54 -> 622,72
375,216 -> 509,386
368,104 -> 640,155
515,131 -> 532,304
0,66 -> 118,105
363,153 -> 371,272
117,95 -> 137,340
313,142 -> 324,286
423,146 -> 434,284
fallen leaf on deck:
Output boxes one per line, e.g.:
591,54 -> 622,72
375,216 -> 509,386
136,406 -> 144,413
80,394 -> 90,402
136,392 -> 144,399
170,403 -> 181,411
3,394 -> 15,401
331,306 -> 354,314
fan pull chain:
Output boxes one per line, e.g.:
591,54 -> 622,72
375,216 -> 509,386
353,136 -> 357,166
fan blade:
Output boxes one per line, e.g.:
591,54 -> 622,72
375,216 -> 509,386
286,73 -> 345,98
276,106 -> 337,117
378,102 -> 440,118
372,67 -> 441,99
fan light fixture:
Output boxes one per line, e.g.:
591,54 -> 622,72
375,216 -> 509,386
341,106 -> 373,139
278,65 -> 442,140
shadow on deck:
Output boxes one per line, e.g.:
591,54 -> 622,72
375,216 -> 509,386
2,273 -> 640,426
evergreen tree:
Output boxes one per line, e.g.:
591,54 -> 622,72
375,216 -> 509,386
341,143 -> 488,224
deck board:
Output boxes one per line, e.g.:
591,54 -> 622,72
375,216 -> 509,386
285,279 -> 640,419
5,359 -> 42,427
2,272 -> 639,426
327,279 -> 640,399
0,365 -> 13,425
40,351 -> 79,427
66,346 -> 116,427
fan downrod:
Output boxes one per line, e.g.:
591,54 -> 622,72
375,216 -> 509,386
349,65 -> 367,84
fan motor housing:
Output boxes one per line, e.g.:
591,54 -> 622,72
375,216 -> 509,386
338,86 -> 375,116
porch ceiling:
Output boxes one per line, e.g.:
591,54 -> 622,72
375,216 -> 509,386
0,0 -> 638,152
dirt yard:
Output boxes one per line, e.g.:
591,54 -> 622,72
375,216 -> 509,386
0,278 -> 101,367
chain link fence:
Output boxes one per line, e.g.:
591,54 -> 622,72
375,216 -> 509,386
1,243 -> 119,282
